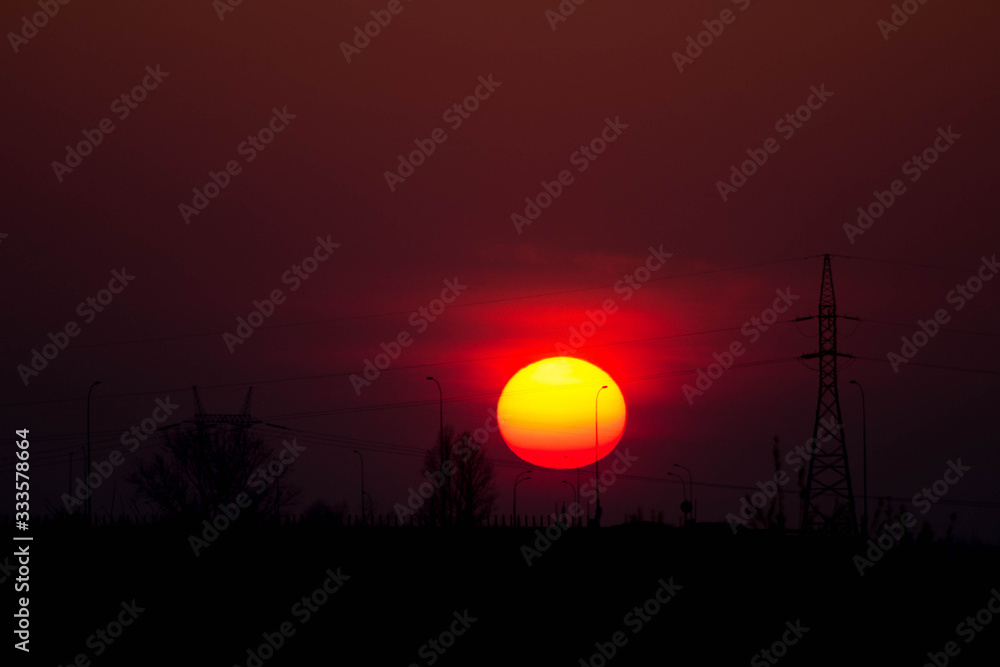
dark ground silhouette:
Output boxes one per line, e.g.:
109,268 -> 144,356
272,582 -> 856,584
20,519 -> 999,666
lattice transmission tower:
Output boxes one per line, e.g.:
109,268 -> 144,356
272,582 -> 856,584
799,254 -> 858,538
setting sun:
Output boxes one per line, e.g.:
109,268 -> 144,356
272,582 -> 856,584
497,357 -> 627,469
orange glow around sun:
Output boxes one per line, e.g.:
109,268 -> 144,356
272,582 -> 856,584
497,357 -> 627,469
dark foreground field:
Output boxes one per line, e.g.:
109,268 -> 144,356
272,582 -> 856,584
17,519 -> 1000,666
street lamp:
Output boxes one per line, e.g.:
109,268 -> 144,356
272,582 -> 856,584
426,377 -> 443,443
514,470 -> 532,527
594,385 -> 608,527
849,380 -> 868,538
667,472 -> 688,527
353,450 -> 365,526
426,376 -> 446,522
669,471 -> 696,527
564,454 -> 582,526
86,380 -> 101,524
673,463 -> 695,525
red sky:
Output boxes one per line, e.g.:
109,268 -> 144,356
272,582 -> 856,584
2,0 -> 999,539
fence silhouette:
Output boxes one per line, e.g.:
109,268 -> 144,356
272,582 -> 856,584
17,510 -> 590,529
314,512 -> 582,528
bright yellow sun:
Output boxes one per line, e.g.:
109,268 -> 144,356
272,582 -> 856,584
497,357 -> 627,469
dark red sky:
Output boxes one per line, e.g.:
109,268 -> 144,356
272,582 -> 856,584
2,0 -> 998,539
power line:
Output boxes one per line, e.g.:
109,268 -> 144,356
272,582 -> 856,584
5,354 -> 806,449
2,256 -> 810,356
0,322 -> 803,410
826,255 -> 976,274
853,356 -> 1000,376
8,349 -> 995,450
860,318 -> 1000,338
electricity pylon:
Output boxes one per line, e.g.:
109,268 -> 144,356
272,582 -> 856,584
799,254 -> 859,538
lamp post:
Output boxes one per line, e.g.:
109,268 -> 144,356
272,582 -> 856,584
86,380 -> 101,524
667,472 -> 688,527
564,455 -> 582,526
673,463 -> 695,525
849,380 -> 868,538
353,450 -> 365,526
426,377 -> 443,442
514,470 -> 532,527
426,376 -> 446,522
594,385 -> 608,527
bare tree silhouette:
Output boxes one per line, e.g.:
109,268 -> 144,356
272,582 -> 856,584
128,424 -> 299,523
743,436 -> 788,531
418,427 -> 498,526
